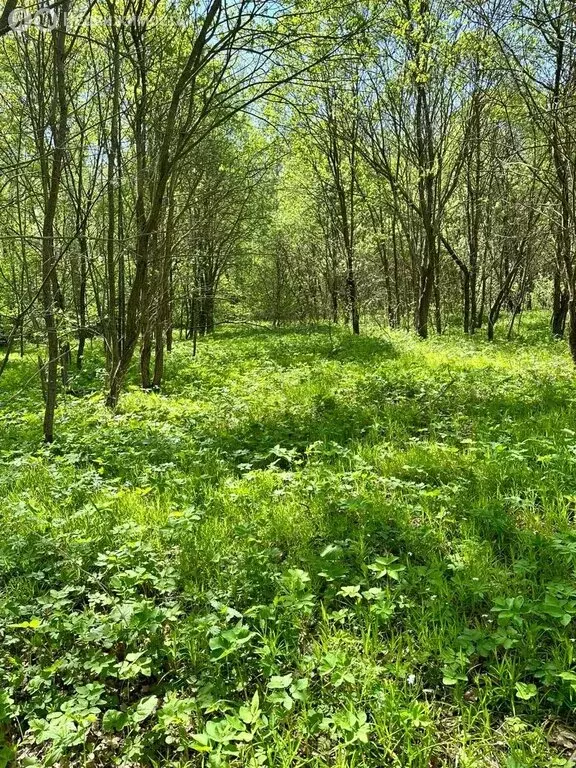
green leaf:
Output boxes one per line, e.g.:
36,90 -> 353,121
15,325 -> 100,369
515,682 -> 537,700
102,709 -> 129,732
268,673 -> 293,689
133,695 -> 158,723
367,555 -> 406,580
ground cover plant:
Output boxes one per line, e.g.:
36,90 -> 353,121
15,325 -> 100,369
2,0 -> 576,764
2,317 -> 576,767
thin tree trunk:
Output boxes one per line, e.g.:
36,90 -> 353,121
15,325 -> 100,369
41,2 -> 69,442
153,184 -> 176,388
76,233 -> 88,368
552,268 -> 569,338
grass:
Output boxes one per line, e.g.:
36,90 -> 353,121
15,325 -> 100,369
2,314 -> 576,766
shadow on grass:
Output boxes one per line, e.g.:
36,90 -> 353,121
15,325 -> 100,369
205,324 -> 399,366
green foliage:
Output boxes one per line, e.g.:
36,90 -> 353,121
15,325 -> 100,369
2,320 -> 576,765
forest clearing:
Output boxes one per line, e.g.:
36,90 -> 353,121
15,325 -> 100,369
3,319 -> 576,766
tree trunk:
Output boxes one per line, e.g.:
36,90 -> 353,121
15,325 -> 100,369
477,270 -> 487,329
552,269 -> 569,338
569,299 -> 576,364
76,234 -> 88,368
140,328 -> 152,389
41,2 -> 69,442
416,258 -> 434,339
153,181 -> 176,388
346,259 -> 360,335
166,264 -> 174,352
461,270 -> 470,334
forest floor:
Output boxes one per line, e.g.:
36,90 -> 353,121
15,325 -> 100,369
3,315 -> 576,767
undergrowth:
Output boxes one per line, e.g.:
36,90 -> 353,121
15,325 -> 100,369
2,317 -> 576,766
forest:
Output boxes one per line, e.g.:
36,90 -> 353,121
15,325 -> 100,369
2,0 -> 576,765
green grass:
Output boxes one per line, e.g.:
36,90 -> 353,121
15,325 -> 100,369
2,315 -> 576,766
